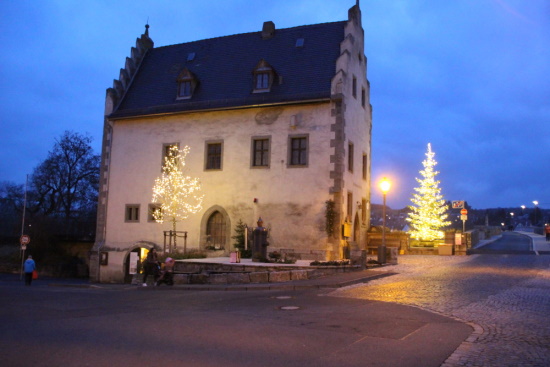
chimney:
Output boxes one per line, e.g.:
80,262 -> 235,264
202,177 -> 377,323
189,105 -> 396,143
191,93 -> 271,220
262,21 -> 275,40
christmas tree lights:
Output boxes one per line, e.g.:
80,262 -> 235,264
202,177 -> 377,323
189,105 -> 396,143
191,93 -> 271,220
152,145 -> 204,237
407,143 -> 450,241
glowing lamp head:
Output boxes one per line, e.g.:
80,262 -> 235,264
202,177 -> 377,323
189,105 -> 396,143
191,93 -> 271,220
533,201 -> 539,206
379,177 -> 391,194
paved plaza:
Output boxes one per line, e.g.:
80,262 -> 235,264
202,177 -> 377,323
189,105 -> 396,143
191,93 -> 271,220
333,254 -> 550,367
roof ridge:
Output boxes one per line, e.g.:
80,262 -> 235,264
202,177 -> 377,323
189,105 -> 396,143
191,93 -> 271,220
156,20 -> 347,50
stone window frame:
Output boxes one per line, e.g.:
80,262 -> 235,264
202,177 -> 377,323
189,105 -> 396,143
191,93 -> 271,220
148,203 -> 162,222
161,142 -> 180,171
125,204 -> 140,223
204,140 -> 223,171
251,136 -> 271,168
287,134 -> 309,167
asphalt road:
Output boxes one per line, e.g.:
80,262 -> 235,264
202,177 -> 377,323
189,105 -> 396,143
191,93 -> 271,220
0,276 -> 471,367
470,231 -> 533,254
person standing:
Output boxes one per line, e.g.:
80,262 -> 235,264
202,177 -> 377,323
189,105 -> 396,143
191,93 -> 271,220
545,224 -> 550,242
24,255 -> 36,286
142,248 -> 159,286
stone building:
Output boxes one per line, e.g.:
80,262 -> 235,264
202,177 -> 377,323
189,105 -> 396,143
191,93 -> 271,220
91,1 -> 372,283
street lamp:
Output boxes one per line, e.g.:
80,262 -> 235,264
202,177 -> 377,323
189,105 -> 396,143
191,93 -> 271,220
378,177 -> 391,264
533,201 -> 539,226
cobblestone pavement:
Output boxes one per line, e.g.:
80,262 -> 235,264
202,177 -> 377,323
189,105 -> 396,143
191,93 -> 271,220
332,255 -> 550,367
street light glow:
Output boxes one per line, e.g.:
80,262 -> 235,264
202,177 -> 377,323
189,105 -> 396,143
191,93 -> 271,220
379,177 -> 391,194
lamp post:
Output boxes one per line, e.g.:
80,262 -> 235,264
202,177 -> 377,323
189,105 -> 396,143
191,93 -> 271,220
378,177 -> 391,264
533,201 -> 539,226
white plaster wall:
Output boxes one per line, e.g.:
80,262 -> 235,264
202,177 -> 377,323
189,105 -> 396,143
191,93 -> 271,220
104,103 -> 335,254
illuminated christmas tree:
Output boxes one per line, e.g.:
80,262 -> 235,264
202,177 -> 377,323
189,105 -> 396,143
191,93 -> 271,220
152,145 -> 204,248
407,143 -> 450,241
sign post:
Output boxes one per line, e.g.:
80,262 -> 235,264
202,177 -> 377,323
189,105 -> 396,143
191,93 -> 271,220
19,235 -> 31,279
460,209 -> 468,244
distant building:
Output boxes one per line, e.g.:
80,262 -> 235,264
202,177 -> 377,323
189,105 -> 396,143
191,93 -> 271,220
91,1 -> 372,283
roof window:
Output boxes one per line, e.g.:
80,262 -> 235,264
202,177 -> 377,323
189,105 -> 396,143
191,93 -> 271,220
176,68 -> 198,99
252,59 -> 276,93
295,38 -> 304,48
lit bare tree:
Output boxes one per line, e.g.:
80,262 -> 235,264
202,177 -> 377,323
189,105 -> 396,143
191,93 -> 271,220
152,145 -> 203,248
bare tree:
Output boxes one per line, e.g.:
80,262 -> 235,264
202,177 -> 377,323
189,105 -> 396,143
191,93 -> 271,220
29,131 -> 100,236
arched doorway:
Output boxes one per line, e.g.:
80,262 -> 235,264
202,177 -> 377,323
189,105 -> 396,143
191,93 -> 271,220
206,211 -> 227,250
123,242 -> 156,284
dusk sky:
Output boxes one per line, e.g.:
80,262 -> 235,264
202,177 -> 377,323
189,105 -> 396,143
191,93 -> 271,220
1,0 -> 548,210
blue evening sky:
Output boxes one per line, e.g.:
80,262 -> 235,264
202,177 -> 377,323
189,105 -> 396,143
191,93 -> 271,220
0,0 -> 548,209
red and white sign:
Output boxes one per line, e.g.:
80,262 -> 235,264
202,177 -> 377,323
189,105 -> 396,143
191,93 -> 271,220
460,209 -> 468,215
20,235 -> 30,245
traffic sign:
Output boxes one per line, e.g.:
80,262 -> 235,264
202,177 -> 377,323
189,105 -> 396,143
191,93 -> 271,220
460,209 -> 468,215
461,215 -> 467,221
20,235 -> 30,245
452,201 -> 465,209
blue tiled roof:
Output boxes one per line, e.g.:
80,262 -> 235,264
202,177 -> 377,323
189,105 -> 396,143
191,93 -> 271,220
110,21 -> 346,119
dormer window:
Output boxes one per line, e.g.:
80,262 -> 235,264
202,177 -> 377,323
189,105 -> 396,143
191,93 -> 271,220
176,68 -> 198,99
253,59 -> 275,93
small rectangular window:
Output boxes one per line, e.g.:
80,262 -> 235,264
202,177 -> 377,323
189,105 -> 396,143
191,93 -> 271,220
205,142 -> 223,170
162,143 -> 179,170
362,153 -> 367,180
256,73 -> 270,89
178,81 -> 192,98
347,192 -> 353,220
348,142 -> 354,173
125,204 -> 140,223
148,204 -> 162,222
251,137 -> 270,168
361,88 -> 366,107
362,198 -> 367,223
289,135 -> 308,166
352,76 -> 357,98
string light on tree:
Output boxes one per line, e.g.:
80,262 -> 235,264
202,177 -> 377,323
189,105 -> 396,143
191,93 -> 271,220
407,143 -> 450,241
152,145 -> 204,247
